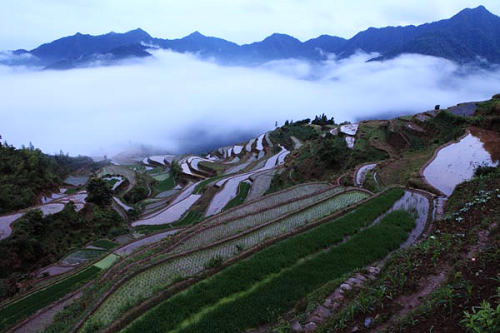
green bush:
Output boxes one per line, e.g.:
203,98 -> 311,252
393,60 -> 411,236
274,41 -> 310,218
86,177 -> 113,207
461,298 -> 500,333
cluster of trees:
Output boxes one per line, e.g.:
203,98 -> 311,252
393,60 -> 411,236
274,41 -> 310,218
124,173 -> 150,204
281,114 -> 335,127
311,113 -> 335,126
0,142 -> 104,214
0,202 -> 124,299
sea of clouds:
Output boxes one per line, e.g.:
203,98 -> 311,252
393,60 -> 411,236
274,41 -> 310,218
1,49 -> 499,157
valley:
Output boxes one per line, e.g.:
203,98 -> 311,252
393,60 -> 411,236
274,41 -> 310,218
0,94 -> 498,332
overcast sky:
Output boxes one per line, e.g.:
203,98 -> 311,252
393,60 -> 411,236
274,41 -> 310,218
1,0 -> 500,50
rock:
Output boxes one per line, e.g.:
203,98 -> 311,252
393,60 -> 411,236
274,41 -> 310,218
314,305 -> 331,319
290,320 -> 304,332
355,273 -> 367,281
364,317 -> 375,328
323,298 -> 332,308
340,283 -> 352,291
367,274 -> 377,280
310,315 -> 324,323
347,277 -> 364,287
368,266 -> 380,274
351,326 -> 360,332
331,302 -> 340,311
332,290 -> 344,301
304,322 -> 317,333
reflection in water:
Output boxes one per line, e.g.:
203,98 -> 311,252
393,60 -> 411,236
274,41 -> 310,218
423,130 -> 499,196
373,191 -> 430,248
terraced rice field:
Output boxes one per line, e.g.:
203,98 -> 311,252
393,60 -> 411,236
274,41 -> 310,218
206,147 -> 290,216
206,182 -> 333,226
62,249 -> 106,265
246,170 -> 275,201
423,131 -> 499,196
82,190 -> 369,329
122,189 -> 407,333
98,165 -> 136,193
340,123 -> 359,136
132,195 -> 201,226
0,191 -> 87,240
0,265 -> 102,332
114,230 -> 180,256
256,134 -> 265,151
355,163 -> 377,186
245,138 -> 255,152
174,190 -> 367,254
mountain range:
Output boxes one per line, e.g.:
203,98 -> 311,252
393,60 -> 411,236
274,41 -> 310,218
3,5 -> 500,69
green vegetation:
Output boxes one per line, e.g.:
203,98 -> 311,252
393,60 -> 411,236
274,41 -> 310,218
170,161 -> 182,182
90,239 -> 118,250
267,135 -> 350,192
86,177 -> 113,207
270,122 -> 320,149
0,143 -> 101,214
194,175 -> 225,194
348,122 -> 389,167
318,169 -> 500,332
134,224 -> 174,235
222,182 -> 250,211
173,211 -> 203,227
424,111 -> 467,145
124,172 -> 151,204
85,190 -> 369,329
0,265 -> 101,332
0,203 -> 123,300
94,254 -> 120,270
311,113 -> 335,126
176,211 -> 413,333
152,173 -> 175,192
198,161 -> 225,176
124,189 -> 405,332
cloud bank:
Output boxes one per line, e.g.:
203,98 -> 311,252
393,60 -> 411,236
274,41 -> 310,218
1,50 -> 499,157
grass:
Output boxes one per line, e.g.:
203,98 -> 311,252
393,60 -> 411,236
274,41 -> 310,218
0,266 -> 101,332
348,122 -> 389,167
65,187 -> 80,195
378,147 -> 435,187
94,254 -> 120,270
134,224 -> 175,235
198,161 -> 226,176
222,182 -> 251,211
152,173 -> 175,192
90,239 -> 118,250
172,211 -> 204,227
194,175 -> 225,194
124,189 -> 405,333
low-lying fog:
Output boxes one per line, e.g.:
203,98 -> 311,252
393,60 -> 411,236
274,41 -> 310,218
1,50 -> 499,157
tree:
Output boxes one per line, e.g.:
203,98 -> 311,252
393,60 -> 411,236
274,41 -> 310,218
86,177 -> 112,207
170,161 -> 182,182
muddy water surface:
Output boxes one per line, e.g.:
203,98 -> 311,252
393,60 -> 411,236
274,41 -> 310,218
423,129 -> 500,196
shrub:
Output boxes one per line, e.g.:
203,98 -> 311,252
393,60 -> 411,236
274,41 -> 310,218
86,177 -> 112,207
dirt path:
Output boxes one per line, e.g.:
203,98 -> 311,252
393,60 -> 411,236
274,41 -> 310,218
372,222 -> 497,332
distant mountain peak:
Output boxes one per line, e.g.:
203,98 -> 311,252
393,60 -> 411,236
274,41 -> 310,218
265,33 -> 298,41
5,6 -> 500,69
185,31 -> 205,39
125,28 -> 152,39
453,5 -> 494,18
